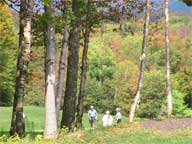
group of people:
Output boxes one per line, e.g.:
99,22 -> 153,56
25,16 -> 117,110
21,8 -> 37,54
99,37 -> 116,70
88,105 -> 122,128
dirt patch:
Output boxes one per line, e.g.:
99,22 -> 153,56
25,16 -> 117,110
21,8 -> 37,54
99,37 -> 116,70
142,118 -> 192,131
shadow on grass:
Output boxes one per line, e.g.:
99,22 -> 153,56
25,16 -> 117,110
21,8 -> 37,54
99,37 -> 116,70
0,131 -> 9,136
0,120 -> 43,139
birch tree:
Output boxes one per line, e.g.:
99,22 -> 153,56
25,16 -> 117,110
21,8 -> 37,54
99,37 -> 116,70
9,0 -> 33,137
164,0 -> 172,118
129,0 -> 150,123
44,3 -> 57,138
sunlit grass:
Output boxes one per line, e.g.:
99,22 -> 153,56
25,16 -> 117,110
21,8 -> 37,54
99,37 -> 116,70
0,106 -> 45,133
1,106 -> 192,144
62,123 -> 192,144
0,106 -> 128,133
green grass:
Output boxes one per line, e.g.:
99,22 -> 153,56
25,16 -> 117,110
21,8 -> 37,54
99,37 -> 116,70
1,106 -> 192,144
0,107 -> 12,132
63,124 -> 192,144
104,129 -> 192,144
0,106 -> 45,133
0,106 -> 128,133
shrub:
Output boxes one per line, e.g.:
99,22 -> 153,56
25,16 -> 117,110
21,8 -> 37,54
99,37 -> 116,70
172,90 -> 192,117
137,70 -> 166,119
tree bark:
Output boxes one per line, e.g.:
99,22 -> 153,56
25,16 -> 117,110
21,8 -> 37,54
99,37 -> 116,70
44,4 -> 57,139
164,0 -> 172,118
56,26 -> 69,128
76,0 -> 90,129
9,0 -> 33,137
129,0 -> 150,123
60,0 -> 81,131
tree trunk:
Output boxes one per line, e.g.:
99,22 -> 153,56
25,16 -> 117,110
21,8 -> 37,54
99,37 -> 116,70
60,0 -> 81,131
9,0 -> 33,137
56,26 -> 69,128
76,0 -> 90,129
164,0 -> 172,118
44,4 -> 57,139
129,0 -> 150,123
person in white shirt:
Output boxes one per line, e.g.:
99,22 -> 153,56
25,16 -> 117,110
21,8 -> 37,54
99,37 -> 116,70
115,108 -> 122,124
102,111 -> 113,127
88,105 -> 97,128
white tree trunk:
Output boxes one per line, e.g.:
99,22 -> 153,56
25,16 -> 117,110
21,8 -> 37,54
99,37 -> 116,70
44,73 -> 57,138
44,5 -> 57,139
129,0 -> 150,123
164,0 -> 172,118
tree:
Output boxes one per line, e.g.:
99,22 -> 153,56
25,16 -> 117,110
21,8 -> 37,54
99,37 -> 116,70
9,0 -> 33,137
164,0 -> 172,118
60,0 -> 81,130
114,60 -> 139,114
129,0 -> 150,123
88,40 -> 115,84
75,0 -> 91,129
174,70 -> 192,109
75,0 -> 105,129
137,71 -> 166,119
44,2 -> 57,138
55,2 -> 69,128
0,3 -> 17,106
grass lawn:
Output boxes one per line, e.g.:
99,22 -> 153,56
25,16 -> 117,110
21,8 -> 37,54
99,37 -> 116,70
0,106 -> 45,133
0,106 -> 128,133
1,106 -> 192,144
78,127 -> 192,144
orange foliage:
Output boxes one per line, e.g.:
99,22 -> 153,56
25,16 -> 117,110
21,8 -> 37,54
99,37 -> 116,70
178,64 -> 186,72
152,32 -> 164,47
30,73 -> 39,78
149,65 -> 156,73
30,51 -> 37,61
153,31 -> 185,48
134,79 -> 139,85
108,37 -> 122,52
169,32 -> 178,41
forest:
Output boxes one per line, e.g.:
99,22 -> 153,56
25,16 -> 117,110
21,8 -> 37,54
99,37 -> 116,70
0,0 -> 192,143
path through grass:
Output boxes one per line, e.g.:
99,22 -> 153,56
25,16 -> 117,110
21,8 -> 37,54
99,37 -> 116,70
63,124 -> 192,144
